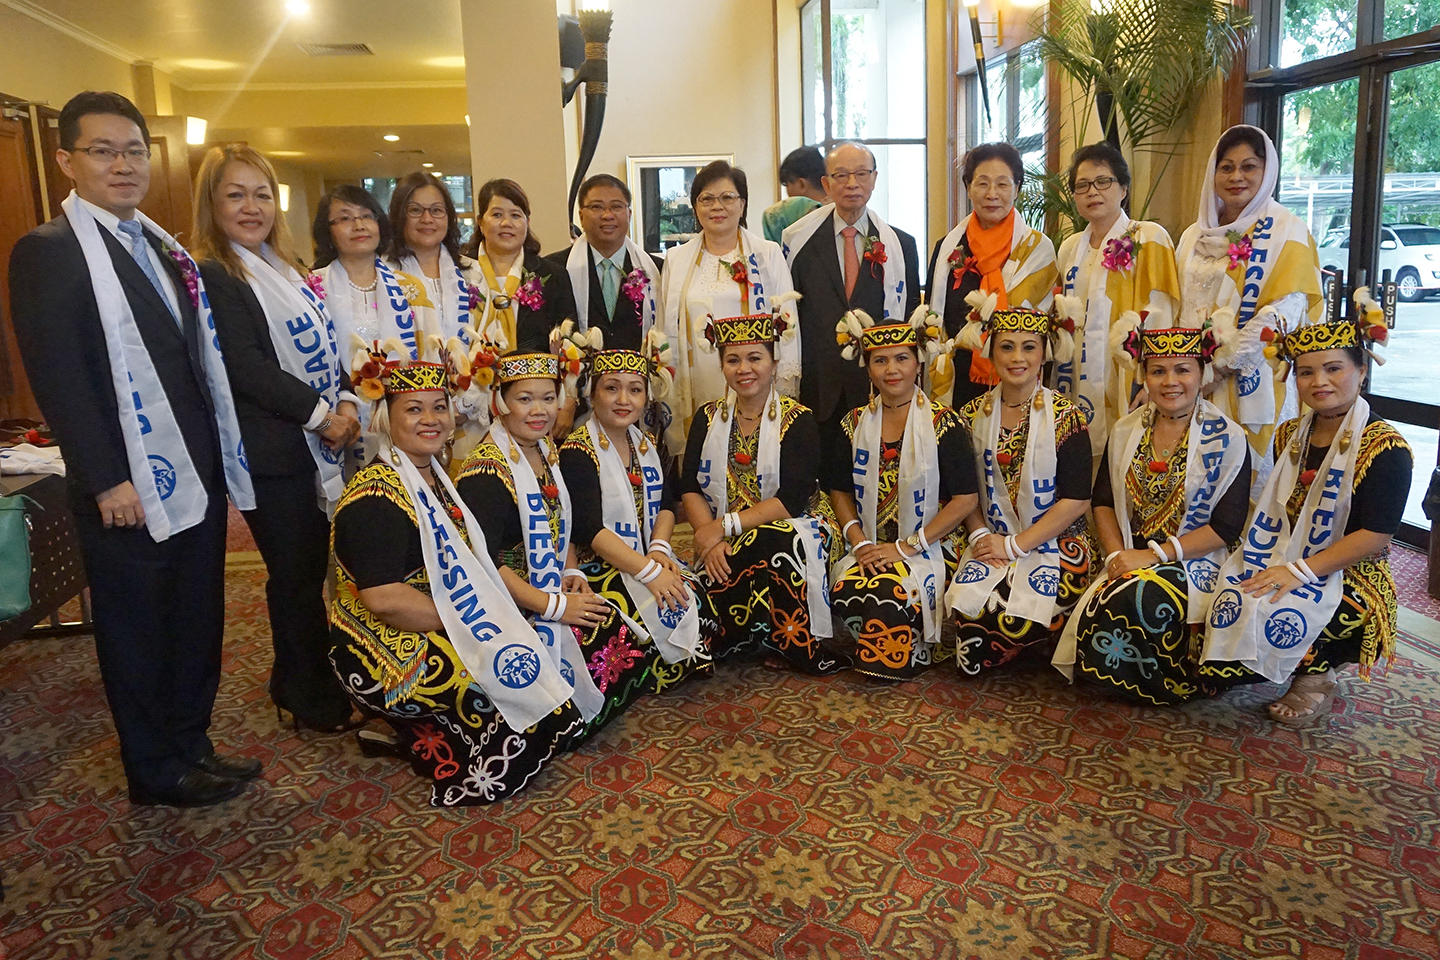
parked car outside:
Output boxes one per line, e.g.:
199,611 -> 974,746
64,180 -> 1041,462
1318,223 -> 1440,301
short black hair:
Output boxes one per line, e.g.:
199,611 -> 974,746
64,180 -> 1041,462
311,185 -> 391,269
579,173 -> 631,207
961,142 -> 1024,189
1067,142 -> 1131,191
690,160 -> 749,230
58,91 -> 149,151
385,170 -> 461,264
779,146 -> 825,186
1215,126 -> 1268,165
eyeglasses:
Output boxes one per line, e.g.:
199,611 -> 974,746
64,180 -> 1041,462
694,192 -> 742,208
826,168 -> 876,184
581,202 -> 630,215
70,145 -> 151,164
406,204 -> 449,221
1073,176 -> 1119,195
329,212 -> 378,227
971,178 -> 1015,193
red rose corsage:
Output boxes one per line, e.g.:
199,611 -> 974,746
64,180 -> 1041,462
730,259 -> 749,286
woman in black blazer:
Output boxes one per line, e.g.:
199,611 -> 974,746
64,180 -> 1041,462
191,144 -> 362,733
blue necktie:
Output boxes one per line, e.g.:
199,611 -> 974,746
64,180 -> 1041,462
116,219 -> 177,324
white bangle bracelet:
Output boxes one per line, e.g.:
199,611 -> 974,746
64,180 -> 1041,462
1149,541 -> 1169,564
895,539 -> 912,558
541,591 -> 568,622
1105,550 -> 1123,565
916,527 -> 930,553
1167,535 -> 1185,562
724,511 -> 742,538
1295,558 -> 1319,583
562,567 -> 584,581
854,539 -> 874,551
636,559 -> 663,583
841,519 -> 860,538
1005,535 -> 1029,561
970,529 -> 991,541
648,539 -> 673,557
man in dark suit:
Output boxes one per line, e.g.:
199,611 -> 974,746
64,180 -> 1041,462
543,173 -> 662,352
8,91 -> 259,807
782,141 -> 921,446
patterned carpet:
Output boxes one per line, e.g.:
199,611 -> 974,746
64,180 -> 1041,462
3,558 -> 1440,959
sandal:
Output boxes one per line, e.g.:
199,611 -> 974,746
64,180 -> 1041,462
1267,670 -> 1338,727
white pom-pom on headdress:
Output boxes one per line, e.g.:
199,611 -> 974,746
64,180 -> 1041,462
837,309 -> 872,362
771,290 -> 802,310
644,327 -> 676,399
1110,310 -> 1143,366
1209,305 -> 1242,371
1052,325 -> 1076,366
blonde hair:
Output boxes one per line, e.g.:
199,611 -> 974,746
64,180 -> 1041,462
190,144 -> 305,279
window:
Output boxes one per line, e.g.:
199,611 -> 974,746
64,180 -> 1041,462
800,0 -> 928,273
363,175 -> 474,243
974,41 -> 1046,171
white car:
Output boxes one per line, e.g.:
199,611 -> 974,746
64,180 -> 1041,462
1318,223 -> 1440,302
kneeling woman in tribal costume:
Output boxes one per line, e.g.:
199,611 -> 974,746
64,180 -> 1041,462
947,305 -> 1093,673
1052,318 -> 1251,705
330,361 -> 584,806
678,310 -> 843,673
456,352 -> 641,742
557,330 -> 718,699
1202,302 -> 1411,726
827,308 -> 978,679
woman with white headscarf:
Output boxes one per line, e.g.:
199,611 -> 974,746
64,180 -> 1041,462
1174,124 -> 1323,474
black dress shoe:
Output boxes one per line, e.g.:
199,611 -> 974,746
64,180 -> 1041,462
128,769 -> 247,808
193,751 -> 263,781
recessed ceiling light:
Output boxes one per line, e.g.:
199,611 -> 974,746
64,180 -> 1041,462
383,134 -> 400,142
285,0 -> 310,15
422,162 -> 434,168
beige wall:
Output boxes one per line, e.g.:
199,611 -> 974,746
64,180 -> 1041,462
0,6 -> 135,106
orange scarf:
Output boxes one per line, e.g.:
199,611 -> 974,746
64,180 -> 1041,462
964,209 -> 1016,385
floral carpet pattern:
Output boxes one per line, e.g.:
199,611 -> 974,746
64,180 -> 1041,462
2,559 -> 1440,959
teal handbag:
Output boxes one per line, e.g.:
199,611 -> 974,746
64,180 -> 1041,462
0,494 -> 34,621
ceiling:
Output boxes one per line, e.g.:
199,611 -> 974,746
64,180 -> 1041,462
13,0 -> 477,182
24,0 -> 469,87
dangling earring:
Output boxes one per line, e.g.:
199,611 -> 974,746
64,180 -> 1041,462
720,386 -> 730,421
547,437 -> 559,465
1338,429 -> 1353,453
598,430 -> 610,450
639,434 -> 650,454
507,436 -> 521,463
868,381 -> 878,413
982,394 -> 994,416
768,392 -> 778,421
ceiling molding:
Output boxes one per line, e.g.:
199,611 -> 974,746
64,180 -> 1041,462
0,0 -> 145,65
185,79 -> 467,93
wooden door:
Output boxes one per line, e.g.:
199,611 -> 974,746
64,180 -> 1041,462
0,104 -> 42,421
140,114 -> 194,244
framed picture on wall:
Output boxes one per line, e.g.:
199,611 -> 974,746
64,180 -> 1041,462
625,154 -> 734,256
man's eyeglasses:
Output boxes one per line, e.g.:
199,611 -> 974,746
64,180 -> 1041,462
582,202 -> 630,215
1073,176 -> 1119,195
329,212 -> 378,227
71,145 -> 151,164
406,204 -> 449,221
826,168 -> 876,185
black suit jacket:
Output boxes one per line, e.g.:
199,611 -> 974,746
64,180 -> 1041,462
201,261 -> 353,478
542,244 -> 662,351
9,214 -> 220,510
508,251 -> 580,351
788,211 -> 921,423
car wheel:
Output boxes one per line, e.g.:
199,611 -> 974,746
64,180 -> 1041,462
1397,268 -> 1423,302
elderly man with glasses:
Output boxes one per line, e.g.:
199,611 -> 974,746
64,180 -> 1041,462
781,140 -> 921,451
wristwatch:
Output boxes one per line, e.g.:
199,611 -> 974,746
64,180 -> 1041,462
904,532 -> 923,554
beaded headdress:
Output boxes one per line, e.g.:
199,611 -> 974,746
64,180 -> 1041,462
955,293 -> 1076,365
837,305 -> 948,365
1270,284 -> 1391,366
497,352 -> 561,383
383,361 -> 449,395
698,291 -> 801,353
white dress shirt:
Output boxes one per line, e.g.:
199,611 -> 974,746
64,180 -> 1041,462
833,209 -> 872,279
77,196 -> 181,320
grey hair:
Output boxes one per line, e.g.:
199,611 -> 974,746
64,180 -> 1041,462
826,140 -> 878,172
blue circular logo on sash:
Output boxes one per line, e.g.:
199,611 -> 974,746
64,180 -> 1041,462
1210,589 -> 1242,628
1237,366 -> 1262,397
321,443 -> 343,465
1264,608 -> 1309,650
1027,566 -> 1060,597
148,455 -> 177,500
657,601 -> 684,629
236,439 -> 248,472
1076,394 -> 1095,423
559,658 -> 576,686
960,560 -> 990,584
493,644 -> 541,689
1187,558 -> 1220,593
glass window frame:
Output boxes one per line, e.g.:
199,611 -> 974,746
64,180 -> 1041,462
1248,0 -> 1440,544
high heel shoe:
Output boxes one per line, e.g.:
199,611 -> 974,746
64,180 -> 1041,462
275,704 -> 370,735
356,729 -> 410,761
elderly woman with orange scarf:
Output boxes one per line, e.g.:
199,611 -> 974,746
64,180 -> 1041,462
926,142 -> 1057,411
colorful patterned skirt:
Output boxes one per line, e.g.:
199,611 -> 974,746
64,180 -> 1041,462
1199,557 -> 1399,689
697,517 -> 847,674
560,596 -> 664,746
579,555 -> 718,700
831,544 -> 958,680
954,534 -> 1092,677
1071,561 -> 1206,706
329,628 -> 583,807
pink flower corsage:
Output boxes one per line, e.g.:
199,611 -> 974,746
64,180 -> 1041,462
1101,227 -> 1137,272
303,272 -> 326,300
1225,229 -> 1253,270
166,247 -> 201,310
621,267 -> 650,306
515,271 -> 545,311
466,282 -> 484,312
